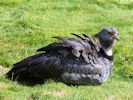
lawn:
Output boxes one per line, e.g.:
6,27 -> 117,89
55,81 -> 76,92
0,0 -> 133,99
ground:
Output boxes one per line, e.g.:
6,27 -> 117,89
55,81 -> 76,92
0,0 -> 133,100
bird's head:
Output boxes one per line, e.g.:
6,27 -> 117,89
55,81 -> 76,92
94,26 -> 119,42
94,26 -> 119,56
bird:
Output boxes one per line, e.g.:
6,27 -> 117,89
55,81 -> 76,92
6,26 -> 119,85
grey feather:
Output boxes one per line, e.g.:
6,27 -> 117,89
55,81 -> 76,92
7,26 -> 118,85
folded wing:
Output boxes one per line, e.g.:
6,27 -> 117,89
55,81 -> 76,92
37,33 -> 99,64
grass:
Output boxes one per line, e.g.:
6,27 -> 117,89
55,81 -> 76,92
0,0 -> 133,99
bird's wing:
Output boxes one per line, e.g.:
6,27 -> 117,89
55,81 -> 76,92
6,53 -> 62,79
37,34 -> 100,63
36,43 -> 68,52
71,33 -> 100,63
8,53 -> 47,77
7,52 -> 102,81
72,33 -> 97,50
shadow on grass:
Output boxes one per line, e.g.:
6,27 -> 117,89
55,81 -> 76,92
6,76 -> 47,86
6,75 -> 100,87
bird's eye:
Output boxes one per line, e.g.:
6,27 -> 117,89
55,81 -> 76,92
108,32 -> 114,35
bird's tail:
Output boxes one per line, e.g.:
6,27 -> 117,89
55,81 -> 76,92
6,66 -> 29,81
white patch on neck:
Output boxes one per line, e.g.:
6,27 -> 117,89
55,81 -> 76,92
103,48 -> 112,56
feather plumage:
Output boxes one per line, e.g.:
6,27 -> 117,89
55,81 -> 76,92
7,27 -> 118,85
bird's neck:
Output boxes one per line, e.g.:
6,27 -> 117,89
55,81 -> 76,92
99,40 -> 115,56
102,47 -> 112,56
99,48 -> 114,61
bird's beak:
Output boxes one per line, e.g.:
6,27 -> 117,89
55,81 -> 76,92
112,34 -> 119,41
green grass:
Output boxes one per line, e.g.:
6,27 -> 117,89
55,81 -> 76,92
0,0 -> 133,99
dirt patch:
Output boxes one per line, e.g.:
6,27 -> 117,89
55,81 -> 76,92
105,93 -> 133,100
105,95 -> 115,100
0,65 -> 10,74
0,82 -> 7,89
43,89 -> 68,97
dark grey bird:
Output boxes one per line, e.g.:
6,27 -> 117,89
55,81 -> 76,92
6,26 -> 119,85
